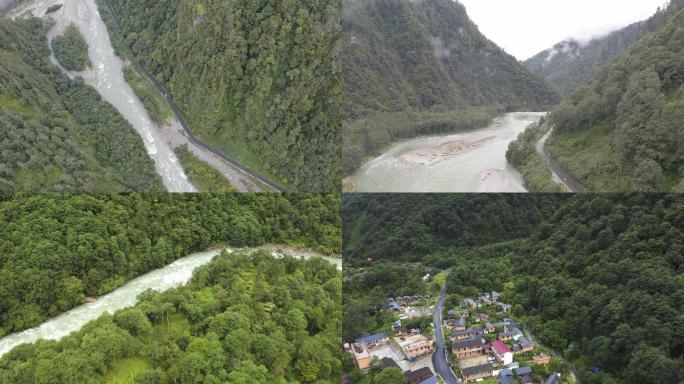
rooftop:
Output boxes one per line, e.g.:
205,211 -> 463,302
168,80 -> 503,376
453,337 -> 483,349
461,363 -> 493,376
492,340 -> 512,355
356,332 -> 388,344
405,367 -> 433,382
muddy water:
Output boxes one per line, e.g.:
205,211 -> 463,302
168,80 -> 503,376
350,112 -> 546,192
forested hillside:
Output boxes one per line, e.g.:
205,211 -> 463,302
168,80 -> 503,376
524,21 -> 644,97
343,194 -> 684,384
544,1 -> 684,191
0,193 -> 341,335
0,18 -> 163,192
0,250 -> 343,383
343,194 -> 564,261
342,0 -> 559,173
106,0 -> 341,192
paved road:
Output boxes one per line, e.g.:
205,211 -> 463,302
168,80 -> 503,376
432,287 -> 460,384
101,0 -> 286,193
536,129 -> 586,193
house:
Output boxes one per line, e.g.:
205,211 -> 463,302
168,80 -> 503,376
544,372 -> 562,384
452,337 -> 484,359
452,317 -> 467,330
451,327 -> 483,341
492,321 -> 510,331
533,354 -> 551,365
510,327 -> 524,341
498,303 -> 512,312
417,376 -> 439,384
491,291 -> 500,300
351,344 -> 371,369
444,317 -> 466,330
499,368 -> 515,384
355,332 -> 389,347
396,334 -> 434,360
463,298 -> 480,308
491,340 -> 513,365
520,376 -> 533,384
405,367 -> 434,384
498,331 -> 514,341
514,366 -> 533,377
483,322 -> 496,333
475,313 -> 489,323
461,363 -> 493,382
519,337 -> 534,352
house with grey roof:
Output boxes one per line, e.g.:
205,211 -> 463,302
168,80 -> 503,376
461,363 -> 493,382
355,332 -> 389,347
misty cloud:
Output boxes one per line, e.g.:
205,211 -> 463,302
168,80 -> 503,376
457,0 -> 668,59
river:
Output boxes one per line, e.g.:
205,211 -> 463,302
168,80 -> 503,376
9,0 -> 196,192
350,112 -> 546,192
0,248 -> 341,357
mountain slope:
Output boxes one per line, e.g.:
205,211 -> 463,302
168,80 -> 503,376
524,21 -> 645,96
0,17 -> 163,192
343,194 -> 565,262
545,1 -> 684,191
106,0 -> 341,192
342,0 -> 559,173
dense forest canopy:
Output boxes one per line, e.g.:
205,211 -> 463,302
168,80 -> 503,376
544,1 -> 684,191
342,193 -> 564,261
0,193 -> 341,335
51,23 -> 90,71
0,17 -> 163,192
106,0 -> 341,192
343,194 -> 684,384
0,250 -> 343,384
523,21 -> 645,97
342,0 -> 559,173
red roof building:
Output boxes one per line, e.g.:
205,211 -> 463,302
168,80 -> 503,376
492,340 -> 511,355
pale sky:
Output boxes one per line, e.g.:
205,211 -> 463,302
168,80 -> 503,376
457,0 -> 669,60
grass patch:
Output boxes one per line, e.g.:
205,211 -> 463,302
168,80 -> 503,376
203,131 -> 289,191
104,358 -> 150,384
546,122 -> 631,191
175,145 -> 237,192
0,94 -> 36,118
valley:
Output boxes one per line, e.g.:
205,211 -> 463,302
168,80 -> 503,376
348,113 -> 545,193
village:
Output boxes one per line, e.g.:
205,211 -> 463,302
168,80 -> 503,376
346,291 -> 571,384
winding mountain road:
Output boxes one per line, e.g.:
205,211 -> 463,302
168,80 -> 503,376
536,128 -> 586,193
100,0 -> 286,193
433,286 -> 461,384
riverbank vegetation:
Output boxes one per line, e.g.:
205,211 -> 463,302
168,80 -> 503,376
0,250 -> 342,383
506,119 -> 565,192
342,0 -> 559,173
545,1 -> 684,191
121,66 -> 170,125
0,18 -> 163,192
174,145 -> 237,192
343,194 -> 684,383
0,193 -> 341,335
51,23 -> 90,71
104,0 -> 341,192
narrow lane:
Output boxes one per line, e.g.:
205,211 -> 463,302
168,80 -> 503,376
536,128 -> 586,193
432,286 -> 460,384
100,0 -> 286,193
